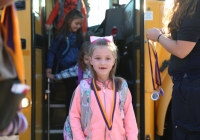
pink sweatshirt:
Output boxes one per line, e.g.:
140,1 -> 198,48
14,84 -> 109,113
69,80 -> 138,140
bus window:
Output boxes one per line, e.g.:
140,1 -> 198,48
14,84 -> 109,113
87,0 -> 109,27
119,0 -> 130,5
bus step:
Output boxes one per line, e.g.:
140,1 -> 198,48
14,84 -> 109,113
49,104 -> 66,108
45,129 -> 63,134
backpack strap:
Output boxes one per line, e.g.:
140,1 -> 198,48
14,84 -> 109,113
78,65 -> 83,84
80,79 -> 91,129
61,37 -> 70,57
68,90 -> 77,114
80,79 -> 92,139
119,80 -> 128,119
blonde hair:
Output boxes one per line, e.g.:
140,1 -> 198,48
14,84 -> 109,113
89,39 -> 121,90
163,0 -> 198,33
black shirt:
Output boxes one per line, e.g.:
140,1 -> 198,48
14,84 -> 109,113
168,1 -> 200,81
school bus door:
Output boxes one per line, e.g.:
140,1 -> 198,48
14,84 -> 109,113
18,0 -> 47,140
144,0 -> 172,139
14,0 -> 32,139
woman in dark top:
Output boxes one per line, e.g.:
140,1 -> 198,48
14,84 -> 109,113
146,0 -> 200,139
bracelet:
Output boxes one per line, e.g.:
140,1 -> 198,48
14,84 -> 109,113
157,34 -> 162,42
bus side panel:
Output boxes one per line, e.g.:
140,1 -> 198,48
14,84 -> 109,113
155,70 -> 172,136
144,1 -> 167,139
18,0 -> 32,139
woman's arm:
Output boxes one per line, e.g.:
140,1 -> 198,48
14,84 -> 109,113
69,86 -> 85,140
146,28 -> 196,59
123,88 -> 138,140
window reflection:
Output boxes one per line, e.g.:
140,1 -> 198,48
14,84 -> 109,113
88,0 -> 109,27
119,0 -> 130,5
33,0 -> 46,35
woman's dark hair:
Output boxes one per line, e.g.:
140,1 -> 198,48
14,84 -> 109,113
78,41 -> 91,71
164,0 -> 199,32
54,9 -> 84,42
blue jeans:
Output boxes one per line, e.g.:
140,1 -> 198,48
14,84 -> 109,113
172,77 -> 200,140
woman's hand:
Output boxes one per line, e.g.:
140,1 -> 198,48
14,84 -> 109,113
146,28 -> 196,59
46,73 -> 55,80
146,28 -> 162,41
159,28 -> 165,34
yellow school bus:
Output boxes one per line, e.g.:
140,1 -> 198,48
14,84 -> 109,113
8,0 -> 172,140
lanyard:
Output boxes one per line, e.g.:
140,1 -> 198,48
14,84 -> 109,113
147,40 -> 164,100
91,78 -> 117,130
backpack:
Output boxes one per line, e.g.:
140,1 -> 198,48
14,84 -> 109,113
63,78 -> 128,140
58,0 -> 82,23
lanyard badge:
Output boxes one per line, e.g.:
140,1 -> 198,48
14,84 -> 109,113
147,40 -> 164,101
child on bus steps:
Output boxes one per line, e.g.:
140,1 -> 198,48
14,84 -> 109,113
46,9 -> 84,115
46,41 -> 92,83
69,36 -> 138,140
46,9 -> 84,75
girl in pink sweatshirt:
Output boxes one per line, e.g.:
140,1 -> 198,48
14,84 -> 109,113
69,36 -> 138,140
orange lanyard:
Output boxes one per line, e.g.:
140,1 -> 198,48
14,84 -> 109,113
147,40 -> 164,100
92,78 -> 116,130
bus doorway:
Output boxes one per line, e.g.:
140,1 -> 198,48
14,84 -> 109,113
14,0 -> 174,139
43,0 -> 145,139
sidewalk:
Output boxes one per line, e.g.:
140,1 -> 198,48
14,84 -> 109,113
0,136 -> 19,140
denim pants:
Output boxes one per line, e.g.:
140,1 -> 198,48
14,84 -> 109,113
172,77 -> 200,140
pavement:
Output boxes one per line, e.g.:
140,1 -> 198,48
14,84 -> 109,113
0,136 -> 19,140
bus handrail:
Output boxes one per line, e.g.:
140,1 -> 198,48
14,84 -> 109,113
45,28 -> 52,140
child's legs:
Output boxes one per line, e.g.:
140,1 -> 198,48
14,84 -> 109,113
63,77 -> 78,116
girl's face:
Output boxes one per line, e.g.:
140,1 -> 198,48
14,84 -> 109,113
69,18 -> 83,32
90,45 -> 116,81
83,55 -> 90,66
